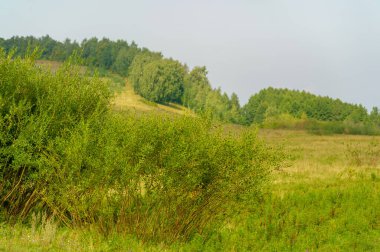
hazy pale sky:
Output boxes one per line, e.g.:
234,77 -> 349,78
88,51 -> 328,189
1,0 -> 380,109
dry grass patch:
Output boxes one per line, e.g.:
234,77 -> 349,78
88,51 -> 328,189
111,80 -> 194,116
257,129 -> 380,189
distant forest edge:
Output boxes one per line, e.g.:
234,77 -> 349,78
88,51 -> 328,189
1,35 -> 380,135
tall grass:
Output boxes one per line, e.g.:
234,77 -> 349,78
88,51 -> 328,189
187,176 -> 380,251
0,50 -> 280,243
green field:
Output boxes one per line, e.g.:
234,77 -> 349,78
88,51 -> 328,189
1,130 -> 379,251
1,57 -> 379,252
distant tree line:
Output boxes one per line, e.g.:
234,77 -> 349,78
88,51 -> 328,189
1,35 -> 380,133
241,87 -> 375,124
241,87 -> 380,135
0,35 -> 144,76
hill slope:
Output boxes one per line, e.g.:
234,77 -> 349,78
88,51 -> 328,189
111,80 -> 194,116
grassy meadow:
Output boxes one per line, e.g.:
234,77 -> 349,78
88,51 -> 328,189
1,56 -> 379,251
1,130 -> 379,251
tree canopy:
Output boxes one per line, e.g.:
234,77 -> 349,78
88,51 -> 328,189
241,87 -> 375,125
134,58 -> 185,103
0,35 -> 149,76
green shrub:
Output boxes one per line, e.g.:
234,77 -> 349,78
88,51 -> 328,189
52,113 -> 280,242
0,49 -> 111,220
260,112 -> 380,136
306,120 -> 380,136
262,113 -> 307,130
0,51 -> 280,243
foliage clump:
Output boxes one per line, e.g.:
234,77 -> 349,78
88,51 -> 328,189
242,87 -> 380,135
129,54 -> 185,103
0,51 -> 280,243
242,87 -> 368,124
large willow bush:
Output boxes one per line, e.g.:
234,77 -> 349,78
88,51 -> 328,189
0,50 -> 281,242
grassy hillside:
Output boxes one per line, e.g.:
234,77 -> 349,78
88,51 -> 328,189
111,80 -> 194,116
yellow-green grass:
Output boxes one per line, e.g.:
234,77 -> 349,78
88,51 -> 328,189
35,60 -> 63,72
35,60 -> 87,74
0,223 -> 161,252
111,80 -> 194,116
259,129 -> 380,186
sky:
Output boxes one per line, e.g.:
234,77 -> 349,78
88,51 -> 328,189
1,0 -> 380,109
